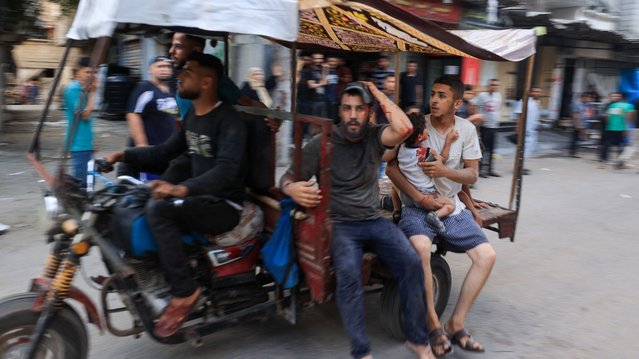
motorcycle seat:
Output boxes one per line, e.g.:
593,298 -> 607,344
206,201 -> 264,247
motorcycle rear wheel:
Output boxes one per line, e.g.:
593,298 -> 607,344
0,292 -> 88,359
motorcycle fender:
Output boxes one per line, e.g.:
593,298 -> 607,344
30,277 -> 104,334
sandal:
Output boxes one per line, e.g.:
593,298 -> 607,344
448,328 -> 485,353
154,288 -> 201,338
429,327 -> 453,357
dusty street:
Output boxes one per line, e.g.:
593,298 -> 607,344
1,114 -> 638,359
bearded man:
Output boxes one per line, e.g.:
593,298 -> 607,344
279,82 -> 435,359
105,53 -> 247,338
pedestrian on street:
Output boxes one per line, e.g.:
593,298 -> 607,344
240,67 -> 273,109
373,74 -> 395,125
599,92 -> 635,168
400,60 -> 421,111
326,56 -> 341,123
514,86 -> 543,175
301,53 -> 329,119
336,56 -> 353,97
64,57 -> 96,187
296,52 -> 312,117
280,81 -> 435,359
456,85 -> 484,155
119,55 -> 179,180
369,55 -> 394,92
569,93 -> 595,158
475,79 -> 502,177
387,75 -> 495,356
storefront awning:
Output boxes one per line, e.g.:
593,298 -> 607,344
450,29 -> 537,62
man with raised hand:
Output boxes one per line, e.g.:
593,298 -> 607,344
279,81 -> 434,359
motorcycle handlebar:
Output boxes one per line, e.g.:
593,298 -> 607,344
94,158 -> 114,173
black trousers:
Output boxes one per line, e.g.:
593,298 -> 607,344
600,130 -> 625,162
145,196 -> 240,297
480,127 -> 498,173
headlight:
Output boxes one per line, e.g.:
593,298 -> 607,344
44,194 -> 59,218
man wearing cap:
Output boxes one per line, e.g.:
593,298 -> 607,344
279,82 -> 434,359
119,55 -> 179,179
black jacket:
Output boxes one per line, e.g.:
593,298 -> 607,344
124,102 -> 247,203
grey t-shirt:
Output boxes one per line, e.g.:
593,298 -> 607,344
287,123 -> 388,221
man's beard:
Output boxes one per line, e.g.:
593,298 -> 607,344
338,118 -> 368,142
179,88 -> 200,100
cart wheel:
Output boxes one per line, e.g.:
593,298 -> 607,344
380,254 -> 451,341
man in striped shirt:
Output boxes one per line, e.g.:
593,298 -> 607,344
369,55 -> 394,91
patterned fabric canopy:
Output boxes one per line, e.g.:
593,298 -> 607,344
296,0 -> 511,60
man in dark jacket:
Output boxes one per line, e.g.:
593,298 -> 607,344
105,53 -> 247,338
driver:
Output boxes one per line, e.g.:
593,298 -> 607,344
279,82 -> 434,359
105,53 -> 247,338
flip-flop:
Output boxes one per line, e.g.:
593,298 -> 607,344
428,327 -> 453,357
448,328 -> 485,353
154,288 -> 201,338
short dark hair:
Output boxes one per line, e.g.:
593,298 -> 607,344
185,34 -> 206,50
489,78 -> 499,84
464,84 -> 473,91
405,112 -> 426,145
185,52 -> 223,80
77,57 -> 91,68
433,75 -> 464,100
383,73 -> 395,81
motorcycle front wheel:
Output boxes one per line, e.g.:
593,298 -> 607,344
0,292 -> 88,359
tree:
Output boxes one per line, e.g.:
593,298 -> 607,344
0,0 -> 42,41
49,0 -> 80,15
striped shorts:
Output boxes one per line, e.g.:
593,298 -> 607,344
399,207 -> 488,253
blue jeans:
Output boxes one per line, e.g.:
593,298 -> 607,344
332,217 -> 429,358
71,150 -> 93,187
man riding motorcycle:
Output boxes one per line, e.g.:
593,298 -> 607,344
105,52 -> 247,338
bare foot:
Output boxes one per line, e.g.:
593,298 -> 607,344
405,341 -> 436,359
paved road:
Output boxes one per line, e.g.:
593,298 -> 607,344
1,115 -> 638,358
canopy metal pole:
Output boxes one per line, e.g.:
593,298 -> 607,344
223,34 -> 229,76
393,52 -> 401,106
28,39 -> 73,158
290,43 -> 303,180
508,54 -> 535,211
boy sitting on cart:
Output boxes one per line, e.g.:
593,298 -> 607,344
387,75 -> 495,355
